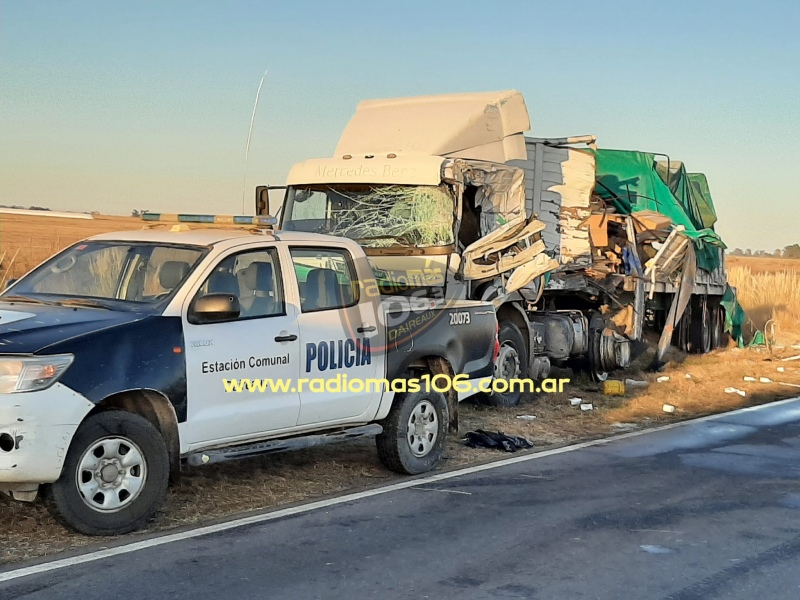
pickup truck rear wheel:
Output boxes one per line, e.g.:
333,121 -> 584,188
376,388 -> 448,475
43,410 -> 170,536
481,321 -> 527,407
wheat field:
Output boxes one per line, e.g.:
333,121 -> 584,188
727,256 -> 800,343
0,213 -> 143,284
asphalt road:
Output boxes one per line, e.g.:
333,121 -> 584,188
4,399 -> 800,600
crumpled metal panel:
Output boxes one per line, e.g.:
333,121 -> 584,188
509,138 -> 597,270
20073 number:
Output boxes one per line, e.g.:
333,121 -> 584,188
449,311 -> 471,325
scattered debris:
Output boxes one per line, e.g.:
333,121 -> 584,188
656,376 -> 670,383
724,387 -> 747,397
662,404 -> 676,414
777,367 -> 786,373
464,430 -> 533,452
685,373 -> 692,379
569,397 -> 583,406
778,382 -> 800,389
516,415 -> 537,421
603,380 -> 625,395
625,379 -> 649,388
743,376 -> 756,382
759,377 -> 772,383
580,403 -> 594,411
782,354 -> 800,362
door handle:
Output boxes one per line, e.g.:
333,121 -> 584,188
357,325 -> 377,333
274,334 -> 298,342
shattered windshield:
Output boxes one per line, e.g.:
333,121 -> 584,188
282,184 -> 455,248
2,241 -> 207,309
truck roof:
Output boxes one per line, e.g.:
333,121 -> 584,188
334,90 -> 530,163
86,228 -> 351,248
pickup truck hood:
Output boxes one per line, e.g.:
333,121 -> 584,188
0,302 -> 147,354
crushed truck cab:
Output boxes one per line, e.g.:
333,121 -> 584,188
0,220 -> 497,535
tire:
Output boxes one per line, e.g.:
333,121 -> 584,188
376,388 -> 448,475
43,411 -> 170,536
481,321 -> 527,407
688,297 -> 712,354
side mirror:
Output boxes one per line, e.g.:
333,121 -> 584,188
255,185 -> 270,216
189,293 -> 240,324
255,185 -> 285,220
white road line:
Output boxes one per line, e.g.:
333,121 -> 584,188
411,487 -> 472,495
1,396 -> 798,584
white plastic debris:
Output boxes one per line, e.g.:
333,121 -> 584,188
569,397 -> 583,406
685,373 -> 692,379
743,376 -> 757,382
662,404 -> 676,414
759,377 -> 772,383
782,354 -> 800,362
656,376 -> 670,383
580,403 -> 593,411
516,415 -> 537,421
624,379 -> 649,388
777,367 -> 786,373
724,387 -> 747,397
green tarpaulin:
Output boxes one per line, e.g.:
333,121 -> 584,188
687,173 -> 718,230
721,284 -> 747,346
592,149 -> 725,272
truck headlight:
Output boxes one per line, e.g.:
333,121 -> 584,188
0,354 -> 74,394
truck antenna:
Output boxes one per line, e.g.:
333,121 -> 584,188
242,68 -> 269,214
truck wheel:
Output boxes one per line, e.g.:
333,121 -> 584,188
482,322 -> 527,407
688,297 -> 712,354
43,411 -> 170,536
376,388 -> 448,475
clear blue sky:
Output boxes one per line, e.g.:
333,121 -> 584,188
1,0 -> 798,251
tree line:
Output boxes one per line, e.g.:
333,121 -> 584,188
729,245 -> 800,259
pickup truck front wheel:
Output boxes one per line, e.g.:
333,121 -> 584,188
377,388 -> 448,475
43,410 -> 170,536
481,321 -> 527,407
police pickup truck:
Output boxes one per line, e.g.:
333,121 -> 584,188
0,215 -> 497,535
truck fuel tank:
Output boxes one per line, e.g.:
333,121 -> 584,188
528,312 -> 589,361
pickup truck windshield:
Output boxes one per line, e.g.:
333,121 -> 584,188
282,184 -> 455,248
3,241 -> 206,308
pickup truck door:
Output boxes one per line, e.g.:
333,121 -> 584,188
290,246 -> 383,426
182,245 -> 302,448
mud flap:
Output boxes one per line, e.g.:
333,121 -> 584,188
651,244 -> 697,369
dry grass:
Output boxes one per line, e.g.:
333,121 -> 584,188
727,258 -> 800,342
2,217 -> 800,565
0,213 -> 143,281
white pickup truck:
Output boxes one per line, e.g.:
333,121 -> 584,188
0,217 -> 497,535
